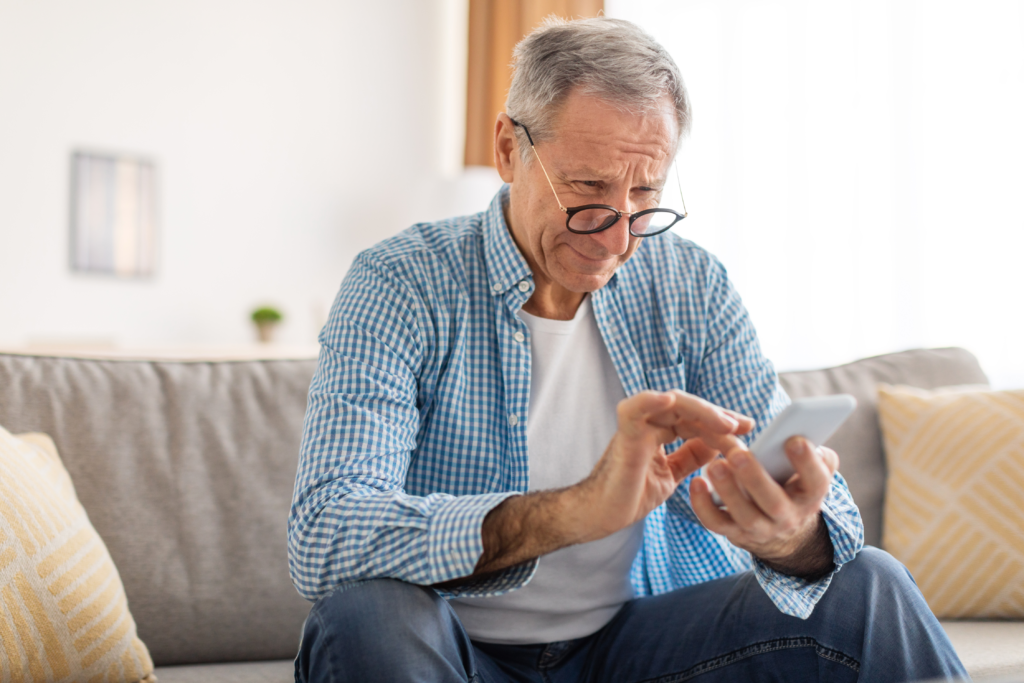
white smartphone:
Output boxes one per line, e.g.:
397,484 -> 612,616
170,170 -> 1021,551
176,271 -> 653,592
700,394 -> 857,506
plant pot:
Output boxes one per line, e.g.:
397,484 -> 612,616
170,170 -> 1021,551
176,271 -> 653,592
255,321 -> 278,343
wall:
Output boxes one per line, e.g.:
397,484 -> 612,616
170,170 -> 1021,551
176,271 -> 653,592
0,0 -> 502,347
6,0 -> 1020,388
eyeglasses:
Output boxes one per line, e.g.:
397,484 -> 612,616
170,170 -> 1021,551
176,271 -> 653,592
509,118 -> 687,237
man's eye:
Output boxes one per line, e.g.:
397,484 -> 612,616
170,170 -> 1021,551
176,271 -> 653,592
580,181 -> 599,188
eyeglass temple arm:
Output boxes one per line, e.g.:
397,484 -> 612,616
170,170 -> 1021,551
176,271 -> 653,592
673,160 -> 688,218
509,118 -> 567,214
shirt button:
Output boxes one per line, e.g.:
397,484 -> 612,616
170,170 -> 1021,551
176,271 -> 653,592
492,283 -> 503,292
513,331 -> 525,343
508,414 -> 519,426
518,281 -> 530,292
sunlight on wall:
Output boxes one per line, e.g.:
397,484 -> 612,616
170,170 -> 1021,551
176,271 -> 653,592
608,0 -> 1024,388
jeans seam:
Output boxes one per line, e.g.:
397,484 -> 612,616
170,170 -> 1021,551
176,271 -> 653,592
310,606 -> 342,683
635,637 -> 860,683
813,643 -> 861,672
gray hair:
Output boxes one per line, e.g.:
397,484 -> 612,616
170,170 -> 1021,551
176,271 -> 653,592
506,16 -> 691,164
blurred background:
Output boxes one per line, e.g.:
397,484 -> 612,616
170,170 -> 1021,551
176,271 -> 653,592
0,0 -> 1021,387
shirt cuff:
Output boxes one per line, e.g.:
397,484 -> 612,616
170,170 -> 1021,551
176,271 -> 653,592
427,491 -> 539,597
751,556 -> 835,619
751,489 -> 866,619
819,481 -> 866,568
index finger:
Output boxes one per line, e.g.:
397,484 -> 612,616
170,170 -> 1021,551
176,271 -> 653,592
721,407 -> 756,435
655,390 -> 753,437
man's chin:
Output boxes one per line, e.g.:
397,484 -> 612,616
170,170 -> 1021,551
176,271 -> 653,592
555,269 -> 616,294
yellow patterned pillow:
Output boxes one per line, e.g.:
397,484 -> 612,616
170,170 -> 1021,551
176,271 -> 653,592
878,384 -> 1024,618
0,425 -> 154,682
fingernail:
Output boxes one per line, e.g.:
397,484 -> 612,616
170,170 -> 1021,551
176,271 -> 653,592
731,452 -> 750,469
722,414 -> 739,430
710,462 -> 727,480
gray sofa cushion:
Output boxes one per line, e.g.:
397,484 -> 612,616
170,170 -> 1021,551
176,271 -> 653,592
154,660 -> 295,683
0,352 -> 317,666
778,347 -> 989,548
940,621 -> 1024,678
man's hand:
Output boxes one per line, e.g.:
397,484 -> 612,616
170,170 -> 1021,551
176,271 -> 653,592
466,390 -> 754,579
573,390 -> 754,543
689,436 -> 839,581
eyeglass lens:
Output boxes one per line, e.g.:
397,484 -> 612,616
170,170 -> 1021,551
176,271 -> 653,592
630,210 -> 679,236
567,208 -> 679,236
568,208 -> 622,233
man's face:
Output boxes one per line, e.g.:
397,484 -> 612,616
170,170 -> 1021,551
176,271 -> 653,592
501,91 -> 679,298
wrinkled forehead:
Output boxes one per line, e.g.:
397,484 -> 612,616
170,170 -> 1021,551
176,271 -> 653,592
547,92 -> 680,156
542,94 -> 680,179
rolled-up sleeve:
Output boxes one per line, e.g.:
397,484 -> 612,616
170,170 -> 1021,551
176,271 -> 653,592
287,253 -> 532,601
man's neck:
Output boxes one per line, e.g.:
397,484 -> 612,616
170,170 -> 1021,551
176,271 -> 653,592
521,285 -> 586,320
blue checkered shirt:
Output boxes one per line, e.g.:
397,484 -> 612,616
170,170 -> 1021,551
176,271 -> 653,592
288,186 -> 864,620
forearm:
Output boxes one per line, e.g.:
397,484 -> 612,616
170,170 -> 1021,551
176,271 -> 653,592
472,486 -> 592,575
432,484 -> 596,592
757,514 -> 835,582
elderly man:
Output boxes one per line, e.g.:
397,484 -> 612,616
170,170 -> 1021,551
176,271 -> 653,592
289,17 -> 966,683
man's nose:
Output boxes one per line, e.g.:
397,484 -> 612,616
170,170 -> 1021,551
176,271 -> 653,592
589,214 -> 631,256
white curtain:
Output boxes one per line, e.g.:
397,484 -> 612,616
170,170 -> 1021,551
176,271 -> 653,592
607,0 -> 1024,388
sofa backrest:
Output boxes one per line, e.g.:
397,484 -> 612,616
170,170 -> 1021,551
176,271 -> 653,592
779,347 -> 988,548
0,351 -> 318,666
0,346 -> 989,664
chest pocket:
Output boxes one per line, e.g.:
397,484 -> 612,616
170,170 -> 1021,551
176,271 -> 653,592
644,363 -> 688,393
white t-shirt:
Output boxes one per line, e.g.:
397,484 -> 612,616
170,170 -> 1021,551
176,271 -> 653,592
449,296 -> 645,644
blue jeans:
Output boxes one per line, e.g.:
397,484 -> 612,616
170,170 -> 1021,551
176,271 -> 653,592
295,547 -> 968,683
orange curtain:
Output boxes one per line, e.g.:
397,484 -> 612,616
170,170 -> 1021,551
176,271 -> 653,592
464,0 -> 604,167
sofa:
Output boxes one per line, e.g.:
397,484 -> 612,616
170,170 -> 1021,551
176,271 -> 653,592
0,346 -> 1021,681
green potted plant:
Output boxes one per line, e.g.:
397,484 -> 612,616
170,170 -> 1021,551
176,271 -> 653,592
251,306 -> 283,343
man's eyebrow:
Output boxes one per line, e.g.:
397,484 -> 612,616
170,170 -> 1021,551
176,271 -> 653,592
568,165 -> 613,179
554,164 -> 612,181
556,166 -> 667,187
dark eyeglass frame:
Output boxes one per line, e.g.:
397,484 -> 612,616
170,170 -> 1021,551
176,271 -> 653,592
509,118 -> 688,237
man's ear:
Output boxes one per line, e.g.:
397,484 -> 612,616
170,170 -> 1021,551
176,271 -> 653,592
493,114 -> 518,183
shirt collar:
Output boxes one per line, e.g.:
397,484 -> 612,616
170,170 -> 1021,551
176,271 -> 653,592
483,185 -> 534,296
